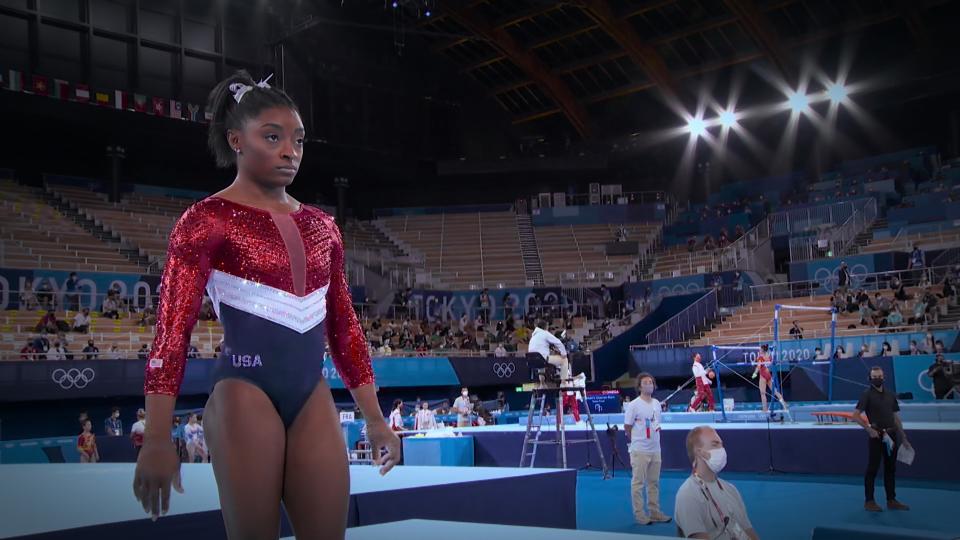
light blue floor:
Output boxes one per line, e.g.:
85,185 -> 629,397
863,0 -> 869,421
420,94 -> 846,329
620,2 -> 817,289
577,470 -> 960,539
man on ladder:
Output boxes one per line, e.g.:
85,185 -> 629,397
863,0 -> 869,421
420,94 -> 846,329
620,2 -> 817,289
520,320 -> 608,478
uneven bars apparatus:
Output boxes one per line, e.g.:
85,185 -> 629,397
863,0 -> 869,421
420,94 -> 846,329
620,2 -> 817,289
711,345 -> 761,423
774,304 -> 837,400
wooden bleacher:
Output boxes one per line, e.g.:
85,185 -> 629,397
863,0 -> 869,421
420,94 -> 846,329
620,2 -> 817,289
0,180 -> 143,273
535,223 -> 660,284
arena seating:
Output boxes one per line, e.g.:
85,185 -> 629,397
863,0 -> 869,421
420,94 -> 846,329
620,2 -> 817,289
535,223 -> 660,284
636,243 -> 720,280
378,212 -> 527,289
378,214 -> 660,288
0,180 -> 142,273
693,285 -> 956,352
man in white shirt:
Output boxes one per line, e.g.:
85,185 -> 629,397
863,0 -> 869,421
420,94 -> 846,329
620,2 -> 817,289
414,401 -> 437,430
675,426 -> 759,539
528,320 -> 569,380
689,353 -> 715,412
624,373 -> 671,525
453,387 -> 473,427
494,343 -> 507,357
72,308 -> 91,333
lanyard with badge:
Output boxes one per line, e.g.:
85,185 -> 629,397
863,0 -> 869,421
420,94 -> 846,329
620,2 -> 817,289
694,474 -> 748,540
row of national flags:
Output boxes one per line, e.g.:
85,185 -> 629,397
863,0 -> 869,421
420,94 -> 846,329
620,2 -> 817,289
0,69 -> 211,123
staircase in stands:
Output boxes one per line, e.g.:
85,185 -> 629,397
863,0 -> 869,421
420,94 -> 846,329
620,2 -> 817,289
845,216 -> 888,256
41,185 -> 154,272
516,213 -> 544,286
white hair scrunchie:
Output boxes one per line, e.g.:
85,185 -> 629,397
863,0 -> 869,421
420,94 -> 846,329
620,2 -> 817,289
229,74 -> 275,104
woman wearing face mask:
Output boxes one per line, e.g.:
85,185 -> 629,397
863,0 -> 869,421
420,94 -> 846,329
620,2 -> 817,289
751,345 -> 788,413
414,401 -> 437,431
675,426 -> 759,540
453,387 -> 473,428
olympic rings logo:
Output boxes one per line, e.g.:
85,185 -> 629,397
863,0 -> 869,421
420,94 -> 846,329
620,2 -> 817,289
492,362 -> 516,378
51,368 -> 95,389
916,369 -> 934,395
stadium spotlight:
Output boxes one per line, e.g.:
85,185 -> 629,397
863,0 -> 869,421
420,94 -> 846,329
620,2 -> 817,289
719,109 -> 737,128
787,91 -> 810,113
826,83 -> 848,104
686,116 -> 707,138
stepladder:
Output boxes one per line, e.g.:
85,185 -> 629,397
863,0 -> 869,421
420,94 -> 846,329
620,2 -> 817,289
519,381 -> 609,479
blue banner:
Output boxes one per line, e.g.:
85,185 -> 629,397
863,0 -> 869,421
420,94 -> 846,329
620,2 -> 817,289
323,356 -> 459,389
409,286 -> 577,322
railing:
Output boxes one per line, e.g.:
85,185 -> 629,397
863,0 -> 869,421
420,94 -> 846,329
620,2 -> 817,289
565,190 -> 667,207
788,198 -> 877,261
882,222 -> 960,253
718,217 -> 771,271
769,198 -> 866,236
744,264 -> 956,304
630,324 -> 956,350
645,289 -> 718,345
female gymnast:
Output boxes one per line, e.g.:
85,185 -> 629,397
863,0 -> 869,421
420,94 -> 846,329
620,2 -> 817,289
752,344 -> 787,412
132,70 -> 401,539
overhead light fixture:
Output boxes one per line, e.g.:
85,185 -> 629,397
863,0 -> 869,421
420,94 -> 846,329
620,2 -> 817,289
719,109 -> 737,128
787,91 -> 810,113
826,83 -> 848,104
686,117 -> 707,138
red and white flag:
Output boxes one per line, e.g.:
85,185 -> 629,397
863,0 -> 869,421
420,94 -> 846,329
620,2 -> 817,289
74,83 -> 90,103
114,90 -> 130,110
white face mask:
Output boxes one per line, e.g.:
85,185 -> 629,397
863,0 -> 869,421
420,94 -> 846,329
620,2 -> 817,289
462,391 -> 468,397
703,447 -> 727,473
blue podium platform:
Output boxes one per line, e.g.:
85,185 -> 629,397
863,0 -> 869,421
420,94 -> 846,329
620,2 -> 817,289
403,436 -> 475,466
0,465 -> 576,539
332,519 -> 678,540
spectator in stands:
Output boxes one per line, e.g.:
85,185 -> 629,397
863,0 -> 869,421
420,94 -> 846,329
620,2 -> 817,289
789,321 -> 804,340
734,224 -> 745,240
922,289 -> 939,324
187,343 -> 201,359
19,279 -> 38,311
378,342 -> 392,355
814,347 -> 826,360
36,310 -> 59,334
50,340 -> 67,361
109,344 -> 121,359
886,305 -> 904,328
19,340 -> 37,360
927,354 -> 953,400
529,293 -> 542,319
35,280 -> 54,310
502,292 -> 514,320
82,339 -> 99,360
674,426 -> 758,540
453,388 -> 473,427
892,277 -> 909,302
909,245 -> 925,283
854,366 -> 911,512
30,334 -> 49,359
906,340 -> 920,356
858,344 -> 873,358
105,406 -> 123,436
479,288 -> 491,323
601,285 -> 613,317
942,277 -> 957,305
198,296 -> 217,321
911,294 -> 928,326
137,344 -> 149,360
101,295 -> 120,319
64,272 -> 80,312
917,273 -> 931,289
687,236 -> 696,252
837,262 -> 851,296
72,307 -> 92,333
875,293 -> 892,318
494,343 -> 507,357
833,346 -> 847,360
703,235 -> 716,251
881,342 -> 893,356
718,228 -> 729,249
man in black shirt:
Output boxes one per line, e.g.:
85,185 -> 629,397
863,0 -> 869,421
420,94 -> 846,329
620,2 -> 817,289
927,354 -> 954,400
854,366 -> 911,512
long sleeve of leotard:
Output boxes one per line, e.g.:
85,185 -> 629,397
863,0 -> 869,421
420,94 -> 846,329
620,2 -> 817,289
323,217 -> 374,389
145,205 -> 220,396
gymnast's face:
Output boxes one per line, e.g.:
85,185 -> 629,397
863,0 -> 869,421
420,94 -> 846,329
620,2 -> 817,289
229,106 -> 304,189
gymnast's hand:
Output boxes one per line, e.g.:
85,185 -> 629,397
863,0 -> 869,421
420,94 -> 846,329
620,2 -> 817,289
367,420 -> 402,475
132,439 -> 184,521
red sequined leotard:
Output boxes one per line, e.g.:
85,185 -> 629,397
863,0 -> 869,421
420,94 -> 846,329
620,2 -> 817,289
144,196 -> 373,399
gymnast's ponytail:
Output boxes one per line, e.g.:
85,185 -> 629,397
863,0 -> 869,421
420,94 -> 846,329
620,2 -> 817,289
206,70 -> 299,168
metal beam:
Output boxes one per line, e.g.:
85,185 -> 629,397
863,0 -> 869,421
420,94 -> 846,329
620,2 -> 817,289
579,0 -> 682,101
894,0 -> 933,49
441,1 -> 592,138
722,0 -> 795,84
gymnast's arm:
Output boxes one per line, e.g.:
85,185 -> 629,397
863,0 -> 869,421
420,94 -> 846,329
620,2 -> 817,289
324,215 -> 400,473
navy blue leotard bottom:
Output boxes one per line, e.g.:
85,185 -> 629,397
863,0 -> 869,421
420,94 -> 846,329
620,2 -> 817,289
209,304 -> 327,428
